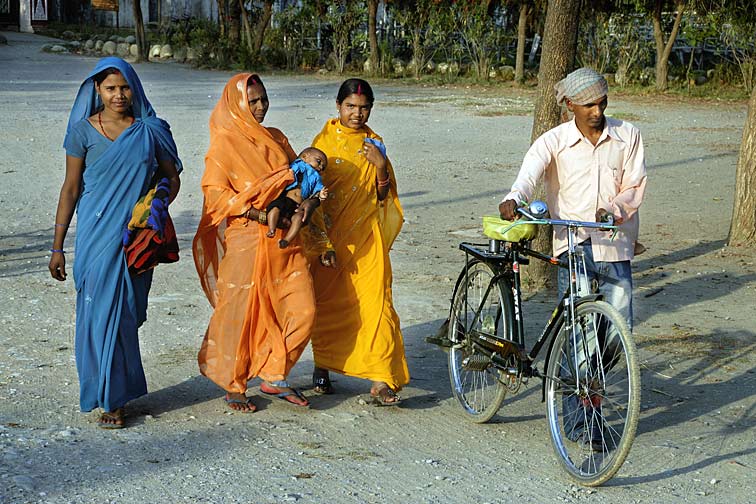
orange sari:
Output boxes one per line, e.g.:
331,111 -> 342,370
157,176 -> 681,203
310,119 -> 409,390
193,74 -> 315,393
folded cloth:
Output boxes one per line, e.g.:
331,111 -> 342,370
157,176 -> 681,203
122,177 -> 178,275
123,177 -> 171,246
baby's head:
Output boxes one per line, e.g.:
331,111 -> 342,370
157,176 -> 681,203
299,147 -> 327,173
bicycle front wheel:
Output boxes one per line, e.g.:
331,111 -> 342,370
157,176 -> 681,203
545,300 -> 640,486
448,260 -> 514,423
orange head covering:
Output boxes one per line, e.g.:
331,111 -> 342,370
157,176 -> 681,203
193,73 -> 296,305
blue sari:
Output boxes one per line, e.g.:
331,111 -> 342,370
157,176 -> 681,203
65,57 -> 182,412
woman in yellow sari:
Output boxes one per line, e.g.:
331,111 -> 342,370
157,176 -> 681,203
309,79 -> 409,404
193,74 -> 319,410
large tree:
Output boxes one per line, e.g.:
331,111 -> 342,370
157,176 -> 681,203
728,76 -> 756,245
514,1 -> 532,84
367,0 -> 379,75
647,0 -> 686,91
132,0 -> 148,62
238,0 -> 274,61
525,0 -> 582,289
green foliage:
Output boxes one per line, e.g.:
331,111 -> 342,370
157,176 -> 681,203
326,0 -> 365,74
452,1 -> 504,80
269,4 -> 322,70
577,13 -> 612,73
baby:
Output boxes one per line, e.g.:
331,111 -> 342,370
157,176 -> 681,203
267,147 -> 329,248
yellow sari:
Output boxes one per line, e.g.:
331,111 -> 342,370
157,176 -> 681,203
310,119 -> 409,390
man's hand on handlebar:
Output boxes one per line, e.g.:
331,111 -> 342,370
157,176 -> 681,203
596,208 -> 615,229
498,199 -> 518,221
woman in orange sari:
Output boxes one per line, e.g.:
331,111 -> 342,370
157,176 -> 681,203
309,78 -> 409,404
193,74 -> 319,410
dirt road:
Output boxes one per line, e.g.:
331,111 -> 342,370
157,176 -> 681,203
1,31 -> 754,503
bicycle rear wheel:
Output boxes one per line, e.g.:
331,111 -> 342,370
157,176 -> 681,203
545,300 -> 640,486
448,260 -> 514,423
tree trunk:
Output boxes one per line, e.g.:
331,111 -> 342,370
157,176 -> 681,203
412,27 -> 423,79
217,0 -> 226,38
228,0 -> 241,44
652,0 -> 685,92
132,0 -> 148,62
367,0 -> 379,75
515,3 -> 530,85
728,86 -> 756,246
239,0 -> 253,53
526,0 -> 581,290
253,0 -> 274,57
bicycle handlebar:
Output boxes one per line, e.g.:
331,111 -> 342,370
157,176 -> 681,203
515,204 -> 617,231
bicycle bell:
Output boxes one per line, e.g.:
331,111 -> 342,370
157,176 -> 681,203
528,200 -> 548,219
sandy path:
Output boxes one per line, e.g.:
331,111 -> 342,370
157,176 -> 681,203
1,31 -> 754,503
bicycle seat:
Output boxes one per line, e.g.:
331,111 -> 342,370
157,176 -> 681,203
482,215 -> 538,243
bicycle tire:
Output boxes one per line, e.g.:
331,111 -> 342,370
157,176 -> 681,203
545,300 -> 640,486
448,260 -> 514,423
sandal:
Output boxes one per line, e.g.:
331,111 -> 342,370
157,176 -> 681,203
97,408 -> 125,429
260,382 -> 309,407
312,369 -> 334,395
369,383 -> 401,406
224,393 -> 257,413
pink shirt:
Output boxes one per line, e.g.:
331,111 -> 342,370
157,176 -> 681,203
504,117 -> 647,261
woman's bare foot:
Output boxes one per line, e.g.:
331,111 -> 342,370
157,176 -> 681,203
370,382 -> 400,405
224,392 -> 257,413
97,408 -> 125,429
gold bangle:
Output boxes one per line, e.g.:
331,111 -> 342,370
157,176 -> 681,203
258,210 -> 267,225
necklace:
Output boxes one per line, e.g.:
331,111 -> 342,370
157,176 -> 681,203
98,112 -> 134,141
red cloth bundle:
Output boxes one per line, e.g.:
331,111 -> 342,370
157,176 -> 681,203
124,214 -> 179,275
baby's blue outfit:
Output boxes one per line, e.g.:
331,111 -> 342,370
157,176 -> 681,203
286,158 -> 324,199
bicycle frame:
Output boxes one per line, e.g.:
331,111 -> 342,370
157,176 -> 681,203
457,215 -> 616,391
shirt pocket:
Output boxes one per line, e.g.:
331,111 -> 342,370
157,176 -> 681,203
602,148 -> 626,189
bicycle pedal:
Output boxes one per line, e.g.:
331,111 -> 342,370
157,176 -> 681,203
425,335 -> 453,348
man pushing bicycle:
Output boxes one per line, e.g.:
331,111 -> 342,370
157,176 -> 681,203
499,67 -> 647,333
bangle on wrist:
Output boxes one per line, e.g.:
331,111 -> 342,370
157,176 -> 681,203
376,176 -> 391,188
50,249 -> 65,254
54,223 -> 67,228
258,210 -> 267,225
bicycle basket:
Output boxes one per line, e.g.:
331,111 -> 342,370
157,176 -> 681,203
482,215 -> 538,243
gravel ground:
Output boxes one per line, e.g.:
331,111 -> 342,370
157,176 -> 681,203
1,31 -> 755,504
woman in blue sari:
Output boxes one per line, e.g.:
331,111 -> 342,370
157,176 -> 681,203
49,57 -> 182,429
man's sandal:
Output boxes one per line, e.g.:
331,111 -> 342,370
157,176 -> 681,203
224,393 -> 257,413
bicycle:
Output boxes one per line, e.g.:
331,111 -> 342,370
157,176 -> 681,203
432,201 -> 640,486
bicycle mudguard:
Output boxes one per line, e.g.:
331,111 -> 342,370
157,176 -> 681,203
539,294 -> 603,403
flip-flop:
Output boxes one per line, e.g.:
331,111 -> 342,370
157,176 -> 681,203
260,382 -> 310,407
224,393 -> 257,413
97,409 -> 125,429
369,385 -> 401,406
